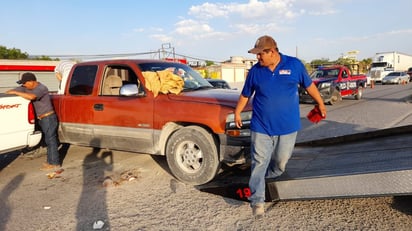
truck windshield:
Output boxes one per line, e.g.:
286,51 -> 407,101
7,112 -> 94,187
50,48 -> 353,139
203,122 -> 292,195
137,62 -> 213,90
371,62 -> 388,68
310,69 -> 339,79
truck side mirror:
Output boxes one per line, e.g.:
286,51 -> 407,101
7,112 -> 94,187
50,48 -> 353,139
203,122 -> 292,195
120,84 -> 139,96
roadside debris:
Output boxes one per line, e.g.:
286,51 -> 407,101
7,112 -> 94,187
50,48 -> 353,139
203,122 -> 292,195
101,169 -> 139,188
93,220 -> 105,229
46,168 -> 64,179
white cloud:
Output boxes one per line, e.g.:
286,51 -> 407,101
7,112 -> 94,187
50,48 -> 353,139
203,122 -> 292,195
150,34 -> 173,43
138,0 -> 344,59
189,0 -> 301,21
189,2 -> 229,19
175,19 -> 213,35
233,22 -> 290,35
147,0 -> 341,46
293,0 -> 339,16
133,28 -> 145,33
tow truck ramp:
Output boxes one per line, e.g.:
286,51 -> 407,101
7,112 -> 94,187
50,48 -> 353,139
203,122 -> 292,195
198,125 -> 412,201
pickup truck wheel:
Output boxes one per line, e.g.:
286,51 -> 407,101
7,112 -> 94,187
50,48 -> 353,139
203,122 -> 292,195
329,90 -> 342,105
355,87 -> 363,100
166,126 -> 219,185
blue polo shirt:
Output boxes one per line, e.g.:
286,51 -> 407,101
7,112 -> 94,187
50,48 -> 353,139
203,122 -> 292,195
241,53 -> 312,136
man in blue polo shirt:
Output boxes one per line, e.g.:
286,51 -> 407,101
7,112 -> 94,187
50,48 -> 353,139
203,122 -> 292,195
235,35 -> 326,217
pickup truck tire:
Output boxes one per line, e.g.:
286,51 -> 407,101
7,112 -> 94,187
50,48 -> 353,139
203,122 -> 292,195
355,87 -> 363,100
329,90 -> 342,105
166,126 -> 220,185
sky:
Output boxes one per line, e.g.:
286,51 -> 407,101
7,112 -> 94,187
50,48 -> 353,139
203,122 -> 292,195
1,0 -> 412,63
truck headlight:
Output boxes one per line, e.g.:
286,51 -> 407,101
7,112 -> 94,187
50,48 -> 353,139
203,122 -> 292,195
225,111 -> 252,137
318,82 -> 331,89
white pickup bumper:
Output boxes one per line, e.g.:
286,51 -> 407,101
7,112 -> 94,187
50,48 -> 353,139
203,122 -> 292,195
27,131 -> 42,147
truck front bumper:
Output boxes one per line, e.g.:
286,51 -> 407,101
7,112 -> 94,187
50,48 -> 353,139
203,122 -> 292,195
299,87 -> 332,104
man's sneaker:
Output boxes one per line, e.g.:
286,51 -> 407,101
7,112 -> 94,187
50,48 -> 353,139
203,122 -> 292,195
252,203 -> 265,218
40,163 -> 61,171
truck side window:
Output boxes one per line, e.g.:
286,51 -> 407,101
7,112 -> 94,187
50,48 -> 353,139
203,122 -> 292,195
68,65 -> 97,95
342,70 -> 348,78
101,66 -> 145,96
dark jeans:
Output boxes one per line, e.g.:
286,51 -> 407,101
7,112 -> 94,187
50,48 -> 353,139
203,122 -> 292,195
38,114 -> 60,165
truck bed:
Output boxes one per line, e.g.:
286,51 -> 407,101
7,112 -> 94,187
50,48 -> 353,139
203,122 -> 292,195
0,94 -> 42,154
198,125 -> 412,201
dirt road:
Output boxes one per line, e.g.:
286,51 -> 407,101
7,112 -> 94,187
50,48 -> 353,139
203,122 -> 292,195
1,83 -> 412,230
1,145 -> 411,231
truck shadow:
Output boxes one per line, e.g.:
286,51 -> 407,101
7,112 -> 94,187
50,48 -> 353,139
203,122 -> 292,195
392,196 -> 412,215
150,155 -> 177,179
0,151 -> 20,172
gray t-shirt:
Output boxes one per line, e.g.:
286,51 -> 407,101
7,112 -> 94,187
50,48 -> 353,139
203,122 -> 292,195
15,83 -> 54,116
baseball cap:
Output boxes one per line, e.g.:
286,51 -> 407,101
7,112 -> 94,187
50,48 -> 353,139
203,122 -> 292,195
248,35 -> 277,54
17,72 -> 37,84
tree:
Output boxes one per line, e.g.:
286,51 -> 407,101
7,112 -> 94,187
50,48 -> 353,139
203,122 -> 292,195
205,60 -> 214,66
0,45 -> 55,60
32,55 -> 58,61
0,46 -> 29,59
310,58 -> 331,69
358,58 -> 373,73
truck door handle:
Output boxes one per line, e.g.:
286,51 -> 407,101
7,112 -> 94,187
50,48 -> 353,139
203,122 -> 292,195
94,104 -> 104,111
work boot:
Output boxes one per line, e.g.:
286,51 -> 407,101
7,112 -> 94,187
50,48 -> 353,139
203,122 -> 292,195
252,203 -> 265,218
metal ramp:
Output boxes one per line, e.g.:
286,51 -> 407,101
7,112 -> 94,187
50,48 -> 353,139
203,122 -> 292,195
198,125 -> 412,201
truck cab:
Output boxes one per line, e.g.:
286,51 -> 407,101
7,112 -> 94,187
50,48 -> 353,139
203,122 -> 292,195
370,61 -> 394,82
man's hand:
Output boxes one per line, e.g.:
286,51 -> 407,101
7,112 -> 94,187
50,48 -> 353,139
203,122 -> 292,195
6,89 -> 17,95
306,83 -> 327,118
318,104 -> 326,118
234,95 -> 249,128
235,114 -> 243,128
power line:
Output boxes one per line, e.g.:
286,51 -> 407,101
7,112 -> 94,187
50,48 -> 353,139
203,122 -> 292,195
32,50 -> 225,64
34,51 -> 159,59
173,52 -> 224,64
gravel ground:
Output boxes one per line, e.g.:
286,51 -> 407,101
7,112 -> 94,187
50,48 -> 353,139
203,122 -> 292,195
1,145 -> 411,231
1,82 -> 411,230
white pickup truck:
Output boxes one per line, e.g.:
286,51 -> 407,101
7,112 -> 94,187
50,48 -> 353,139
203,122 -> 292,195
0,94 -> 42,154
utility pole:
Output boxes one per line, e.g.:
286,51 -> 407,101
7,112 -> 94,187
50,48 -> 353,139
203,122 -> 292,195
296,46 -> 298,58
161,43 -> 175,60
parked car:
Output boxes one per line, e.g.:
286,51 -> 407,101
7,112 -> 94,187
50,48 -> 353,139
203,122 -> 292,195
381,71 -> 410,85
206,78 -> 233,89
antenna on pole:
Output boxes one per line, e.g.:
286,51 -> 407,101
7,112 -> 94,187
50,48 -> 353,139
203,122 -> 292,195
161,43 -> 172,59
296,46 -> 298,58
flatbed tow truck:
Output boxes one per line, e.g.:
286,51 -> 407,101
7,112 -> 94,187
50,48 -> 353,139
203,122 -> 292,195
198,125 -> 412,202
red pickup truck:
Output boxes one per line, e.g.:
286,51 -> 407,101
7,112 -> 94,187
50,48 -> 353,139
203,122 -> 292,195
51,59 -> 252,185
299,65 -> 367,105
